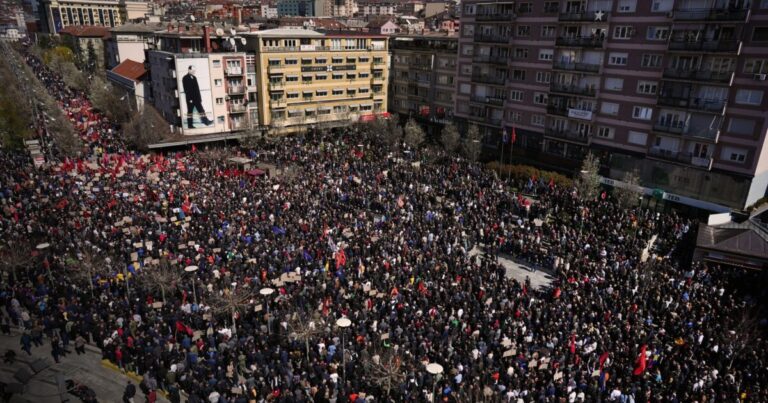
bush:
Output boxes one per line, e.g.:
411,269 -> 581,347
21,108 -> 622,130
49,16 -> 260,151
487,161 -> 573,188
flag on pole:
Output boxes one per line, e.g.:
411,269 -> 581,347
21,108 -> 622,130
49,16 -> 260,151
511,127 -> 517,144
502,129 -> 509,144
632,344 -> 648,376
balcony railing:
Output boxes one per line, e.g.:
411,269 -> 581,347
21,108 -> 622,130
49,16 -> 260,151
228,103 -> 247,113
555,36 -> 604,48
268,82 -> 284,91
230,120 -> 247,130
559,12 -> 610,22
471,73 -> 507,85
473,34 -> 511,44
662,69 -> 734,84
470,95 -> 506,106
546,105 -> 569,117
648,148 -> 714,169
267,65 -> 284,72
409,62 -> 432,70
550,82 -> 597,97
668,39 -> 741,53
657,96 -> 727,114
673,8 -> 749,22
467,114 -> 502,127
653,120 -> 687,135
476,13 -> 516,22
473,54 -> 509,65
552,61 -> 601,73
269,99 -> 287,108
544,128 -> 590,143
225,67 -> 243,76
228,86 -> 245,94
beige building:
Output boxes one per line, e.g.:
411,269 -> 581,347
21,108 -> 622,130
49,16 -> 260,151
40,0 -> 149,33
245,29 -> 389,134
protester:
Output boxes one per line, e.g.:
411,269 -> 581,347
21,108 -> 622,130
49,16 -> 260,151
0,41 -> 766,403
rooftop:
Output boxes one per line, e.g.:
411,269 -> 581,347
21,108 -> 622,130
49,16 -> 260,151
110,59 -> 147,82
59,25 -> 111,38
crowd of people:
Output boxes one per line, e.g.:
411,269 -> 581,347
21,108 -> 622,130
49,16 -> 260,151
1,42 -> 767,403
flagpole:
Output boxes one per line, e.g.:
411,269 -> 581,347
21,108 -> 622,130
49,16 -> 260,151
499,130 -> 505,178
507,127 -> 515,181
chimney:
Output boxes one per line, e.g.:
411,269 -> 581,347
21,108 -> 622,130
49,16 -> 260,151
235,7 -> 242,26
203,25 -> 212,53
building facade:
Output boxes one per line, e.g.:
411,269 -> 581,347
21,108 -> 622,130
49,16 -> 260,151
389,34 -> 457,135
40,0 -> 149,33
246,29 -> 389,134
456,0 -> 768,210
105,22 -> 161,69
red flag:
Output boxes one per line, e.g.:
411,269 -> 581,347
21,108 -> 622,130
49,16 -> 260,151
511,127 -> 517,144
633,345 -> 648,376
601,191 -> 607,200
335,249 -> 347,268
549,177 -> 554,189
599,351 -> 610,370
191,144 -> 197,153
569,334 -> 576,354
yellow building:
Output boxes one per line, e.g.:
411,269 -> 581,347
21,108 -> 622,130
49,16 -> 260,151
245,29 -> 389,135
41,0 -> 149,33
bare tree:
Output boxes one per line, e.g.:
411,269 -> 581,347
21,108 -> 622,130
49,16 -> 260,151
70,248 -> 112,296
361,344 -> 408,398
89,76 -> 133,125
614,169 -> 641,209
440,122 -> 460,154
287,311 -> 328,357
122,105 -> 167,150
0,241 -> 34,282
207,284 -> 256,335
575,152 -> 601,201
137,258 -> 179,304
403,118 -> 426,149
462,124 -> 482,162
727,307 -> 765,370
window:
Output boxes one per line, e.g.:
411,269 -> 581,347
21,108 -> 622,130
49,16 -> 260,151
721,146 -> 748,163
508,111 -> 521,122
531,114 -> 545,127
533,92 -> 548,105
544,1 -> 559,13
637,81 -> 658,95
332,73 -> 343,80
541,26 -> 556,38
316,57 -> 327,64
728,118 -> 755,135
535,71 -> 551,84
215,97 -> 224,105
511,69 -> 526,81
285,58 -> 298,65
459,83 -> 471,94
514,48 -> 529,59
462,45 -> 474,56
518,2 -> 532,13
509,90 -> 524,102
647,26 -> 670,40
463,4 -> 475,15
286,76 -> 299,82
762,0 -> 768,8
744,59 -> 768,74
753,27 -> 768,42
632,106 -> 653,120
217,116 -> 225,124
302,58 -> 312,65
462,24 -> 474,37
303,91 -> 313,99
608,53 -> 628,66
316,74 -> 327,80
618,0 -> 637,13
516,26 -> 530,37
332,57 -> 343,63
358,72 -> 369,78
601,102 -> 619,115
735,89 -> 764,105
358,57 -> 369,63
268,59 -> 281,66
302,75 -> 312,83
214,79 -> 222,87
652,0 -> 674,12
627,131 -> 647,146
641,54 -> 663,68
316,90 -> 328,97
605,78 -> 624,91
359,88 -> 369,94
333,105 -> 347,113
613,26 -> 634,39
332,89 -> 343,96
347,89 -> 356,96
597,126 -> 615,139
286,92 -> 299,99
538,49 -> 553,61
212,60 -> 221,68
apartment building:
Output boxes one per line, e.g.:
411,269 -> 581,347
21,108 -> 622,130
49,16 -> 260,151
246,29 -> 389,134
390,34 -> 457,136
39,0 -> 149,33
457,0 -> 768,210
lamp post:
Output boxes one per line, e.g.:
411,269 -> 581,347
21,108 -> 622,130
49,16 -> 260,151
426,363 -> 444,403
184,265 -> 199,305
259,287 -> 275,334
36,242 -> 52,287
336,317 -> 352,393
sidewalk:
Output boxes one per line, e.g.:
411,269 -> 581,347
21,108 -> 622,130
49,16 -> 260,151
0,329 -> 169,403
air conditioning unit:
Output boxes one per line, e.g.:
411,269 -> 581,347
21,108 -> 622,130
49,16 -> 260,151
755,74 -> 767,81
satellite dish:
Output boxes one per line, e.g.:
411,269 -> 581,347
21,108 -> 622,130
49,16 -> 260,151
215,28 -> 224,36
229,38 -> 236,46
230,28 -> 236,36
240,37 -> 246,45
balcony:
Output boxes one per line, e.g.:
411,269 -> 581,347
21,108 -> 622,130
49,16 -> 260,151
471,73 -> 506,85
409,62 -> 432,71
546,105 -> 569,117
467,113 -> 502,127
227,85 -> 245,94
653,120 -> 687,135
230,120 -> 247,130
470,95 -> 506,106
372,76 -> 386,84
559,12 -> 610,22
267,65 -> 284,73
648,148 -> 713,169
550,82 -> 597,97
269,99 -> 287,109
552,61 -> 601,74
225,67 -> 243,76
657,97 -> 727,114
555,36 -> 604,48
662,69 -> 734,85
228,103 -> 247,113
268,82 -> 284,91
373,60 -> 386,66
473,33 -> 511,44
668,39 -> 741,53
544,128 -> 590,144
673,8 -> 750,22
473,54 -> 509,66
475,13 -> 516,22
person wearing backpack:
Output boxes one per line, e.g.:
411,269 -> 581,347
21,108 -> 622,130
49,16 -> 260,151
123,381 -> 136,403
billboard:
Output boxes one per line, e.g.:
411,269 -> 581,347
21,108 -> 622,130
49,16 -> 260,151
176,58 -> 217,134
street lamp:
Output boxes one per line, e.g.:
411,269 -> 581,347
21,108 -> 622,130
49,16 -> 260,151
336,317 -> 352,392
184,265 -> 199,305
36,242 -> 52,287
259,287 -> 275,334
426,363 -> 444,403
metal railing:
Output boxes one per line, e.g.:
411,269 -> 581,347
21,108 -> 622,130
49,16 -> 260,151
469,95 -> 506,106
550,82 -> 597,97
476,13 -> 516,22
648,148 -> 713,169
653,120 -> 687,135
228,103 -> 247,113
667,39 -> 741,53
473,34 -> 511,44
657,96 -> 727,114
473,54 -> 509,65
662,69 -> 734,84
544,127 -> 591,143
552,61 -> 601,73
673,8 -> 749,22
559,12 -> 610,22
555,36 -> 605,48
471,74 -> 507,85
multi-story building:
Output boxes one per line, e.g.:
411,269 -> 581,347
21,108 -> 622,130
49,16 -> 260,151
390,34 -> 457,136
331,0 -> 358,17
105,22 -> 162,69
39,0 -> 149,33
245,28 -> 389,134
457,0 -> 768,211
